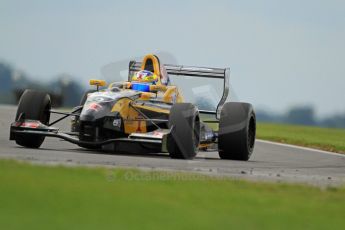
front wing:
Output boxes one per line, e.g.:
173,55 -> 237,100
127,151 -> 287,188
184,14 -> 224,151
10,119 -> 170,151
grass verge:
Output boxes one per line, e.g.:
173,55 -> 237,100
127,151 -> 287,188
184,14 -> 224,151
0,159 -> 345,230
257,123 -> 345,154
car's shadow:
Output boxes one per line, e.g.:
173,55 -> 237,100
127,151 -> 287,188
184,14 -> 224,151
25,145 -> 171,160
21,144 -> 224,161
15,145 -> 259,164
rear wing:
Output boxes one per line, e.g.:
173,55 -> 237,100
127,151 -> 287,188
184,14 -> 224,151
128,61 -> 230,120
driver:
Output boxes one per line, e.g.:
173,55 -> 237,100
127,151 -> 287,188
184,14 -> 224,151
130,70 -> 158,92
131,70 -> 158,84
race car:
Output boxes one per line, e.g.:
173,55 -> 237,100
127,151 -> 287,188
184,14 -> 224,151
10,54 -> 256,160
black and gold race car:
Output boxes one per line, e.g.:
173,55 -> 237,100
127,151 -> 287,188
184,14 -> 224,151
10,54 -> 256,160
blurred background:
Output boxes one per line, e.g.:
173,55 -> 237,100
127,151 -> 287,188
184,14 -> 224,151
0,0 -> 344,127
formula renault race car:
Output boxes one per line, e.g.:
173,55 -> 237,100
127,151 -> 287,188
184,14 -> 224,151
10,54 -> 256,160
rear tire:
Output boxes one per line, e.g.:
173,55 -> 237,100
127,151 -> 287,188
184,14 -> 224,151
14,90 -> 51,148
167,103 -> 200,159
218,102 -> 256,161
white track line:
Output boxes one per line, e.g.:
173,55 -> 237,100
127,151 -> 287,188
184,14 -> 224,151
256,139 -> 345,158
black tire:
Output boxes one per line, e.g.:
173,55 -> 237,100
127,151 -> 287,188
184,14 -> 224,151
80,90 -> 96,106
167,103 -> 200,159
15,90 -> 51,148
218,102 -> 256,161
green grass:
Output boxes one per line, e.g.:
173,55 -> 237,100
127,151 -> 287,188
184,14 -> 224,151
257,123 -> 345,154
0,160 -> 345,229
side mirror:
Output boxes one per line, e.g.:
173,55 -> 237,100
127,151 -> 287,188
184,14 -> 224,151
89,79 -> 107,91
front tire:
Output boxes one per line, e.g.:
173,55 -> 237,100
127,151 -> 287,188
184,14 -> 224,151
14,90 -> 51,148
167,103 -> 200,159
218,102 -> 256,161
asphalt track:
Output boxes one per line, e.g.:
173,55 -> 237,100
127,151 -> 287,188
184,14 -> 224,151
0,105 -> 344,187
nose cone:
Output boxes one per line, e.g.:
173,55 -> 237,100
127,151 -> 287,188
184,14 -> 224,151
79,89 -> 139,122
80,92 -> 118,122
80,101 -> 114,122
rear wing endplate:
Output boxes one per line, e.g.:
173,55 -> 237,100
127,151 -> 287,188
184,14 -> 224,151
128,61 -> 230,120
